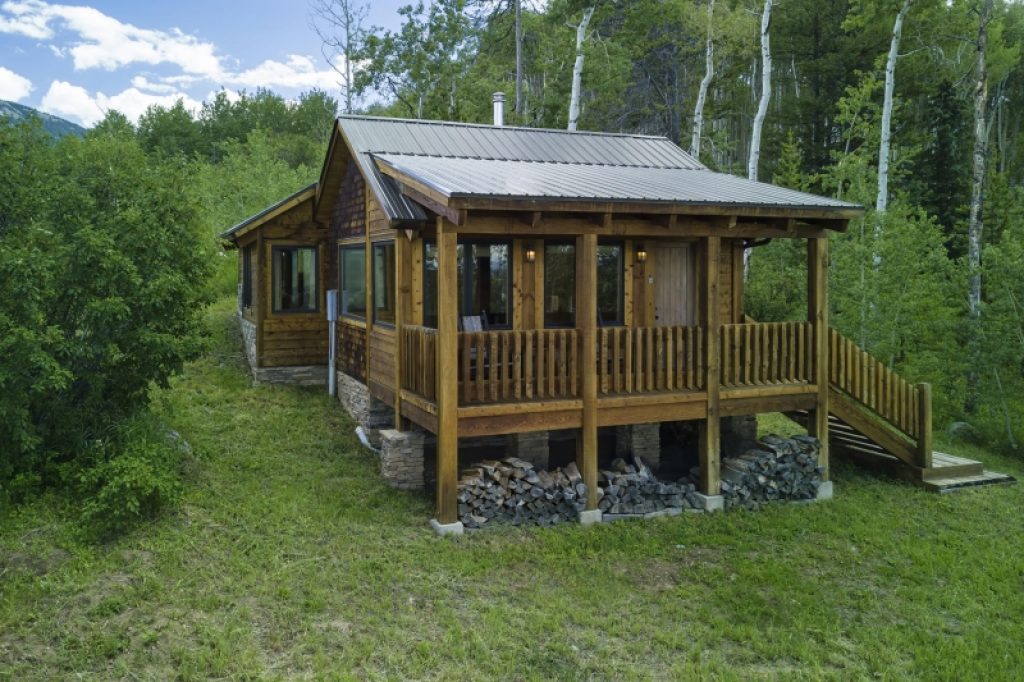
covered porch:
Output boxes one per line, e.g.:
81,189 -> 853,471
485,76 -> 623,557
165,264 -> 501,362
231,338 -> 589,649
387,221 -> 834,526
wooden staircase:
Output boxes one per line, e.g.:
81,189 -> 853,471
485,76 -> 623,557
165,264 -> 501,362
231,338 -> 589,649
785,328 -> 1014,492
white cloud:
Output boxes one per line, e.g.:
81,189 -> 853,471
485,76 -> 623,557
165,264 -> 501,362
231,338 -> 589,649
131,75 -> 179,95
0,1 -> 223,77
225,54 -> 337,91
0,65 -> 33,101
39,79 -> 201,127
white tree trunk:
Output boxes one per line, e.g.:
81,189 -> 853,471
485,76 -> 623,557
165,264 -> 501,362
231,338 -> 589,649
690,0 -> 715,158
876,0 -> 912,217
747,0 -> 772,183
967,0 -> 993,410
515,0 -> 524,117
311,0 -> 367,115
568,6 -> 595,132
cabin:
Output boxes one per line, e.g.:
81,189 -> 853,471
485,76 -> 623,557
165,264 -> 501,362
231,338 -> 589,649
222,109 -> 1010,533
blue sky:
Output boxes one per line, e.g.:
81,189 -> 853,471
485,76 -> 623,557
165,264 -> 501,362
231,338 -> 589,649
0,0 -> 409,126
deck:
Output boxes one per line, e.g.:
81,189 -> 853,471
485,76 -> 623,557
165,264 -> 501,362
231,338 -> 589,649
399,321 -> 822,437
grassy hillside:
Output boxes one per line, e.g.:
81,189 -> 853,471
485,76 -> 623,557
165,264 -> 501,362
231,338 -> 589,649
1,299 -> 1021,680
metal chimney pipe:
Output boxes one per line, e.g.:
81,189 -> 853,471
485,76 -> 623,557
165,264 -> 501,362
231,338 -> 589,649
492,92 -> 505,126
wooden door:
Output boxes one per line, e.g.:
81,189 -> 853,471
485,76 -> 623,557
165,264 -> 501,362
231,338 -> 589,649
653,244 -> 695,326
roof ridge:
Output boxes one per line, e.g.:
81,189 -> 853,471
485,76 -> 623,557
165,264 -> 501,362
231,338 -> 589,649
337,113 -> 677,142
372,151 -> 706,170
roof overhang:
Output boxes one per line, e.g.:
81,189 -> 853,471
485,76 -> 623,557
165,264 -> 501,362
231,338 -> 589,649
374,156 -> 863,228
219,183 -> 317,244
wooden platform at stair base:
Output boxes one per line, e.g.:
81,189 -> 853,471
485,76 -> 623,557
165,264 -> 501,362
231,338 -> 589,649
785,409 -> 1015,493
832,441 -> 1015,492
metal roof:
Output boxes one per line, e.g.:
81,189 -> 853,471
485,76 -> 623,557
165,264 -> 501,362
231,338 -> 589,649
336,115 -> 709,222
374,155 -> 859,211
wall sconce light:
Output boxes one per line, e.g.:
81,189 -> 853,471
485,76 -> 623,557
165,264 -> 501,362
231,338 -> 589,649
525,243 -> 537,263
636,244 -> 648,263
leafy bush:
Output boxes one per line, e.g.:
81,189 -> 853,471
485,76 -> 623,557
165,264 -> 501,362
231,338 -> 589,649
76,413 -> 190,538
0,117 -> 213,503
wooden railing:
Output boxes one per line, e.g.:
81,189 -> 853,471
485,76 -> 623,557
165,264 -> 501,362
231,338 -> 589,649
459,329 -> 579,404
596,326 -> 704,394
401,325 -> 437,401
721,321 -> 812,388
829,328 -> 925,440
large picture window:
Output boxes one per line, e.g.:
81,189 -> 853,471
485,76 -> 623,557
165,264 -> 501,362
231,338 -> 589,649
373,242 -> 396,325
544,243 -> 576,327
597,243 -> 625,325
423,240 -> 512,329
339,245 -> 366,318
272,246 -> 317,313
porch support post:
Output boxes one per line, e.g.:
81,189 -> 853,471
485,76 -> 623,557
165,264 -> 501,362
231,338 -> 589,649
699,235 -> 721,496
393,233 -> 406,429
807,236 -> 830,477
578,232 -> 599,510
435,217 -> 459,523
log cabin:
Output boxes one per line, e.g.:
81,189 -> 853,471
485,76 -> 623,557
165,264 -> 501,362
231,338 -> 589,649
222,104 -> 1010,532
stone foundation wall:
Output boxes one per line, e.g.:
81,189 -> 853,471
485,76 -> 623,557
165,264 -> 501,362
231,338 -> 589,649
239,316 -> 257,370
722,415 -> 758,456
616,423 -> 661,471
379,429 -> 425,490
337,371 -> 370,425
506,431 -> 550,470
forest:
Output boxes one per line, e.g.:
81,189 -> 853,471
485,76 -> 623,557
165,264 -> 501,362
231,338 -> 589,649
2,0 -> 1023,530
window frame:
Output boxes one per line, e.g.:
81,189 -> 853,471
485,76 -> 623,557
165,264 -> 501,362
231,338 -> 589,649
422,238 -> 514,330
543,240 -> 577,329
270,244 -> 319,315
372,240 -> 396,327
597,240 -> 626,327
241,243 -> 254,310
338,243 -> 367,321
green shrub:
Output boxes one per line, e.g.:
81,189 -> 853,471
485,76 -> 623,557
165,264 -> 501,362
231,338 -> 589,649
0,117 -> 213,502
76,413 -> 190,538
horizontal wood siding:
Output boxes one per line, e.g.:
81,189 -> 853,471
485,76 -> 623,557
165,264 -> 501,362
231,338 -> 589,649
261,317 -> 328,367
368,197 -> 391,240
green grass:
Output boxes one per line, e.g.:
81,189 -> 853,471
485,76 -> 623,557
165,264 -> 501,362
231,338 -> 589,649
2,299 -> 1023,680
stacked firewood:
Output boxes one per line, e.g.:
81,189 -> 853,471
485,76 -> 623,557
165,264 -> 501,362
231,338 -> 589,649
458,458 -> 588,528
597,455 -> 700,514
716,434 -> 823,510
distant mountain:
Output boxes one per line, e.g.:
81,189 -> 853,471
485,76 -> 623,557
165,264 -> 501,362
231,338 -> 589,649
0,100 -> 86,138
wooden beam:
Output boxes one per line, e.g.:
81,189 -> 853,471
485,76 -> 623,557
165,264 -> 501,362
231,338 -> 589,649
393,234 -> 406,429
400,183 -> 463,225
456,214 -> 831,240
435,217 -> 459,524
699,236 -> 721,496
255,230 -> 266,367
807,237 -> 830,477
451,196 -> 864,221
578,232 -> 599,510
916,383 -> 933,468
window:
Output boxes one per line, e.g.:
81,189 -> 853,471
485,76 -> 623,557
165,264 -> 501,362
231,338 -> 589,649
241,244 -> 254,309
373,242 -> 396,325
597,243 -> 625,325
423,240 -> 512,329
544,243 -> 576,327
272,246 -> 317,313
339,245 -> 366,318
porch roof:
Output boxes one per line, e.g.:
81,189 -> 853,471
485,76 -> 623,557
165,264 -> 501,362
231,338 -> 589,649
373,154 -> 860,215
